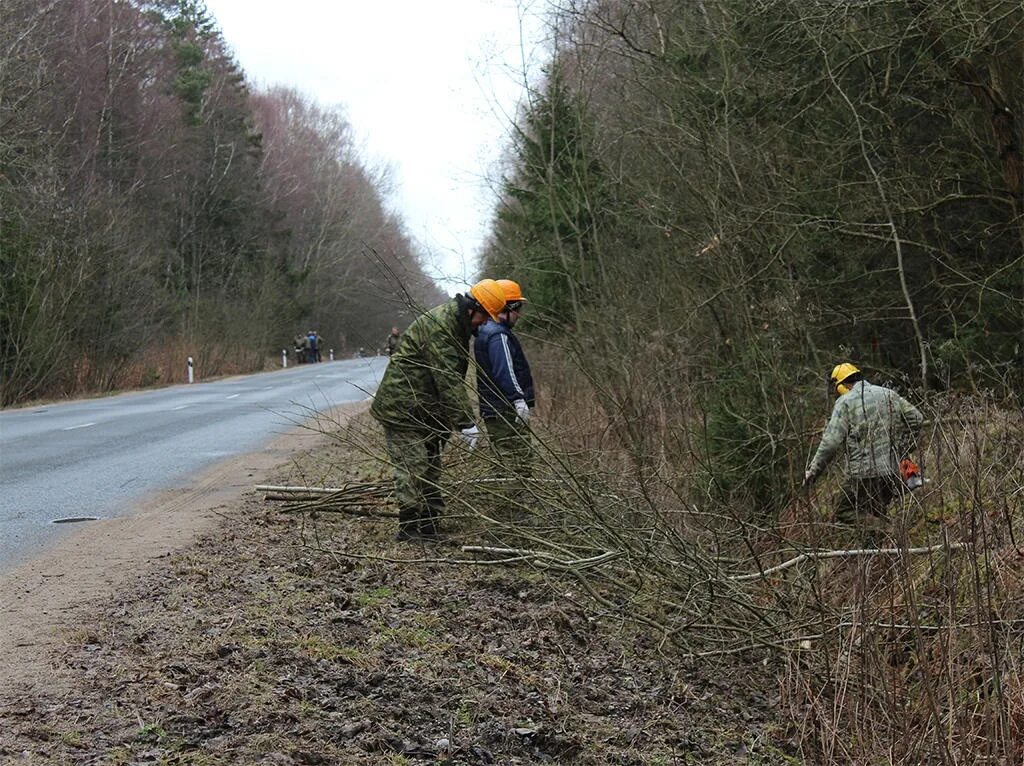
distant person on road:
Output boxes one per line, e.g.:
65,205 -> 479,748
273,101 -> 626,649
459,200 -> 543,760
803,363 -> 924,529
386,327 -> 401,356
371,279 -> 507,541
306,330 -> 318,364
296,333 -> 309,364
474,279 -> 536,499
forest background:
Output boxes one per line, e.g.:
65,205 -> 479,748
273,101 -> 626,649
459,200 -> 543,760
473,1 -> 1022,762
482,0 -> 1022,511
2,0 -> 1023,761
3,0 -> 1019,412
1,0 -> 444,405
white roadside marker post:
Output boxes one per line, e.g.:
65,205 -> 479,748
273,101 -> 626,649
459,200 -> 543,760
282,349 -> 288,368
187,356 -> 194,384
329,348 -> 334,361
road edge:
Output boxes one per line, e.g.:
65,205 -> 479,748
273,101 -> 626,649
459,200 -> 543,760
0,400 -> 368,693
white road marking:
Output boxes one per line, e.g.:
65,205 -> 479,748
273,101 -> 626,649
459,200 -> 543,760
63,422 -> 96,431
172,405 -> 188,411
226,394 -> 240,399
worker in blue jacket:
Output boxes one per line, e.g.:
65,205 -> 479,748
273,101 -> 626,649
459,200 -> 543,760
474,279 -> 535,492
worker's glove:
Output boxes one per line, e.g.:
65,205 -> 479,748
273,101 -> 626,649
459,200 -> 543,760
459,425 -> 480,450
801,470 -> 815,489
513,399 -> 531,424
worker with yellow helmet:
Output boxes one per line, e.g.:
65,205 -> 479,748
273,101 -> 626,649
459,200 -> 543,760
804,363 -> 924,528
371,279 -> 507,541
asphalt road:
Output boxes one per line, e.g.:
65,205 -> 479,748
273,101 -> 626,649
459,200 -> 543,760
0,357 -> 387,571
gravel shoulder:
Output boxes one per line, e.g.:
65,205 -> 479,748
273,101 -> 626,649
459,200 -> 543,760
0,407 -> 344,691
0,410 -> 794,765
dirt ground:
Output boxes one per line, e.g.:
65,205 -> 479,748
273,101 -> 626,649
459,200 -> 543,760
0,409 -> 795,765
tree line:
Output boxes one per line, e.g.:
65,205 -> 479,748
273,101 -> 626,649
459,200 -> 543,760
482,0 -> 1022,513
0,0 -> 443,406
474,4 -> 1021,760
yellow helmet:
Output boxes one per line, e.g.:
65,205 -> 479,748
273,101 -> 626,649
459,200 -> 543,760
496,279 -> 526,303
468,278 -> 506,321
830,362 -> 861,396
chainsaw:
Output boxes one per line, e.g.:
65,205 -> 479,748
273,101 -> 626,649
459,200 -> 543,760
900,458 -> 926,490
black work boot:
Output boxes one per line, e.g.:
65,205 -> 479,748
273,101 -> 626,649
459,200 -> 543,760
395,526 -> 443,543
395,507 -> 445,543
395,509 -> 422,542
420,498 -> 444,539
417,519 -> 442,541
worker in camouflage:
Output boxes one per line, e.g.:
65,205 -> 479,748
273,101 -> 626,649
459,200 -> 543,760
371,279 -> 507,541
803,363 -> 924,527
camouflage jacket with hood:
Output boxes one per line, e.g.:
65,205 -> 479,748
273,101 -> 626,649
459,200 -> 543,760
370,295 -> 475,433
809,380 -> 924,480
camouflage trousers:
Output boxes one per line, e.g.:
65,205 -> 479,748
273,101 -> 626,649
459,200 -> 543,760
382,426 -> 448,534
834,475 -> 904,527
483,416 -> 534,509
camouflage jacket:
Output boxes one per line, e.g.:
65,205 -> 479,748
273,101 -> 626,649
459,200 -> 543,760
370,296 -> 475,433
809,380 -> 924,479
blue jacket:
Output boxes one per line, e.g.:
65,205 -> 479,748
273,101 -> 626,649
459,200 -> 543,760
474,319 -> 534,419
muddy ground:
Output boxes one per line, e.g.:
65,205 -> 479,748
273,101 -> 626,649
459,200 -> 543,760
0,414 -> 796,765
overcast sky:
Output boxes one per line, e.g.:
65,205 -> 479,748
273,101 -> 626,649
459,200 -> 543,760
202,0 -> 550,294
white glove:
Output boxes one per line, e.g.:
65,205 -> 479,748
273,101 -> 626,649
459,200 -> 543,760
459,425 -> 480,450
513,399 -> 531,424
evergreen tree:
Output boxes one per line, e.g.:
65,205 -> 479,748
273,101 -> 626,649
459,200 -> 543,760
489,67 -> 609,326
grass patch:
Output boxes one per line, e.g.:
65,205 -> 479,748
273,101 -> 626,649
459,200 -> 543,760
355,586 -> 393,609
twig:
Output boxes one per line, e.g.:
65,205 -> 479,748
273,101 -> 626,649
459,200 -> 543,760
280,503 -> 398,518
315,544 -> 532,567
256,484 -> 354,494
728,541 -> 970,582
462,545 -> 622,570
